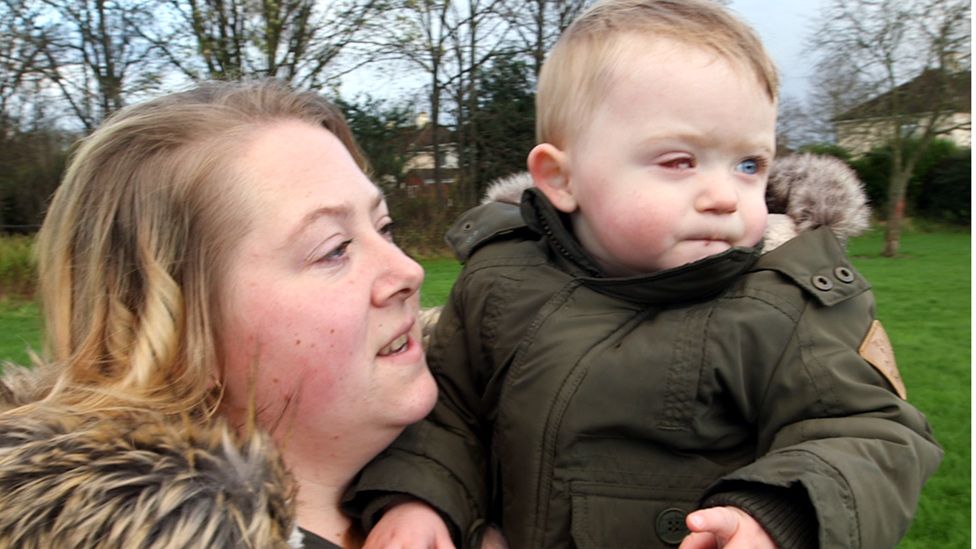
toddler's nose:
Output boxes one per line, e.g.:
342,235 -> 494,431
695,174 -> 739,214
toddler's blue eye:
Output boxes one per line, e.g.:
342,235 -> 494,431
736,158 -> 760,174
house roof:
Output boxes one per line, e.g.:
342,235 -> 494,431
403,122 -> 456,149
835,69 -> 971,121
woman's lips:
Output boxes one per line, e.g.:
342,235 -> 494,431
378,333 -> 409,356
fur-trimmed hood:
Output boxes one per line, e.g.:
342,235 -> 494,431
0,372 -> 302,548
480,153 -> 870,254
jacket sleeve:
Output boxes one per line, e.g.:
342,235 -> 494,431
343,268 -> 492,545
702,263 -> 943,548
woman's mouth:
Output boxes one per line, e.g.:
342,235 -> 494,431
378,333 -> 409,356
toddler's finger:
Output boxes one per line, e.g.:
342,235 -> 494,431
686,506 -> 739,537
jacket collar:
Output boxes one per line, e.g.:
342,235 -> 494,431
520,187 -> 761,305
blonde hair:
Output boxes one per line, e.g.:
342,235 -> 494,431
33,79 -> 366,419
536,0 -> 779,147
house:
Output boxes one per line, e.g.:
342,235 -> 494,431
401,112 -> 460,190
833,68 -> 971,156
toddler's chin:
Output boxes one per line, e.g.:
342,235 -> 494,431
667,241 -> 733,269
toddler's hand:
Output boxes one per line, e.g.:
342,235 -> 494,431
678,506 -> 776,549
362,500 -> 456,549
478,525 -> 509,549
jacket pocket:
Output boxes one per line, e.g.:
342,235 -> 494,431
569,480 -> 699,548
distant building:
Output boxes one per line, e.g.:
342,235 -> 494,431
401,112 -> 459,189
833,68 -> 971,156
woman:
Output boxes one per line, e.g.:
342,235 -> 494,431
0,80 -> 438,548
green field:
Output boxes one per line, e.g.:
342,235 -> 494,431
845,228 -> 970,548
0,228 -> 968,547
0,300 -> 40,367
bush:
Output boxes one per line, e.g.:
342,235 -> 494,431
849,146 -> 892,210
913,148 -> 970,225
0,235 -> 36,298
849,138 -> 970,223
386,187 -> 464,258
797,142 -> 853,163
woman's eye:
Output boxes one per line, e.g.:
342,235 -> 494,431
736,157 -> 767,175
379,221 -> 396,242
319,240 -> 351,263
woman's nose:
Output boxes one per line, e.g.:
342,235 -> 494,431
372,239 -> 425,306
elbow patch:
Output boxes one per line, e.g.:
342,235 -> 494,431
858,320 -> 907,399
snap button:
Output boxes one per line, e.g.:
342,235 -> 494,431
812,275 -> 833,291
834,266 -> 855,283
655,507 -> 688,545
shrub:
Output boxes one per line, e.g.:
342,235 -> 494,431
850,145 -> 895,211
915,148 -> 971,225
797,142 -> 853,163
849,138 -> 969,223
0,234 -> 36,299
386,187 -> 464,257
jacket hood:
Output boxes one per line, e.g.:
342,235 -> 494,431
478,153 -> 871,255
0,396 -> 301,548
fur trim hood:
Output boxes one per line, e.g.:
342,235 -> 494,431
0,380 -> 302,548
481,153 -> 871,254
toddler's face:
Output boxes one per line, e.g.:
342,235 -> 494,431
558,37 -> 776,277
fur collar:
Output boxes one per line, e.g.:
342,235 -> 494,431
0,404 -> 301,547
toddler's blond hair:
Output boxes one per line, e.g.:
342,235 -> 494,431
536,0 -> 779,147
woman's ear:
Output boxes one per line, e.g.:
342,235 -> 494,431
528,143 -> 578,213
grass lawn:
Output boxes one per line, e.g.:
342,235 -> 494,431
0,228 -> 968,547
420,256 -> 463,308
845,228 -> 971,548
0,300 -> 40,367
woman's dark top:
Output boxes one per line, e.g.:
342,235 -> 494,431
298,527 -> 342,549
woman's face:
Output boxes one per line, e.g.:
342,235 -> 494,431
218,120 -> 437,456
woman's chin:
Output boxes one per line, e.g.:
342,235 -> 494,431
400,369 -> 438,424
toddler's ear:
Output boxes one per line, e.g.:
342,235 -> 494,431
528,143 -> 578,213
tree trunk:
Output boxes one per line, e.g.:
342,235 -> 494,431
882,170 -> 911,257
431,81 -> 444,203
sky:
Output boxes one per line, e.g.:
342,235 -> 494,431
728,0 -> 830,102
340,0 -> 831,106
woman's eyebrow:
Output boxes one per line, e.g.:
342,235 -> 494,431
288,189 -> 385,244
298,203 -> 350,228
369,187 -> 385,212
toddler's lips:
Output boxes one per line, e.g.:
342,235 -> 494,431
688,237 -> 731,246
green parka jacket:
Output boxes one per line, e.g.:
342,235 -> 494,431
346,159 -> 942,548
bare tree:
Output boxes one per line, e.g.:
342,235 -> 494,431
0,0 -> 61,231
445,0 -> 518,204
376,0 -> 463,202
809,0 -> 971,256
0,0 -> 46,133
776,95 -> 834,151
500,0 -> 590,77
378,0 -> 588,203
29,0 -> 164,131
145,0 -> 386,87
